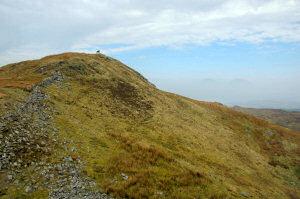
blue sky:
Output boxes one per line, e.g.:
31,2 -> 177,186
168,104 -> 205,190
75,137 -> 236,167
0,0 -> 300,108
111,42 -> 300,108
112,42 -> 300,78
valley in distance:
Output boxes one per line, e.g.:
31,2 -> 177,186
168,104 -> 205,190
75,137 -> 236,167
232,106 -> 300,132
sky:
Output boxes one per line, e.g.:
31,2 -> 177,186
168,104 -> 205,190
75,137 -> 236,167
0,0 -> 300,108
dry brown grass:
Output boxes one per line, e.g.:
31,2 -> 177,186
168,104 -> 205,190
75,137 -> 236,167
0,93 -> 8,98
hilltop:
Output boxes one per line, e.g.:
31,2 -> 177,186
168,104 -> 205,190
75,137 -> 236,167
0,53 -> 300,199
232,106 -> 300,132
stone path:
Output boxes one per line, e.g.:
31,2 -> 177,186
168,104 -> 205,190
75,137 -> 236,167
0,71 -> 113,199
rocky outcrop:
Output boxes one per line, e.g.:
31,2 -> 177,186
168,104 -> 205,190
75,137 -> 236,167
0,71 -> 64,172
0,71 -> 112,198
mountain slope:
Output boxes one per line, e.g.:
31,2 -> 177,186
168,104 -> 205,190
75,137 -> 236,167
232,106 -> 300,132
0,53 -> 300,199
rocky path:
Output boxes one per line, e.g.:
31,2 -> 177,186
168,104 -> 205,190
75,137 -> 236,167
0,71 -> 112,198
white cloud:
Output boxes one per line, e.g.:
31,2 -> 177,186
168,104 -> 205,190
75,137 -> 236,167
0,44 -> 58,65
0,0 -> 300,65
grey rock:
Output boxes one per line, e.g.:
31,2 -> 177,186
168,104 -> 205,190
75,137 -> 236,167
57,164 -> 62,171
290,181 -> 296,186
0,71 -> 112,198
25,186 -> 32,193
266,131 -> 273,136
121,173 -> 128,180
240,191 -> 250,198
68,156 -> 73,162
8,175 -> 13,180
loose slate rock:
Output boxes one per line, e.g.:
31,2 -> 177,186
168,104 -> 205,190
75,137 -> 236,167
25,186 -> 32,193
266,131 -> 273,136
121,173 -> 128,180
1,71 -> 114,198
240,191 -> 250,198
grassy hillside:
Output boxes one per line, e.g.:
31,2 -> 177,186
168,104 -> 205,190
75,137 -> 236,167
232,106 -> 300,132
1,53 -> 300,199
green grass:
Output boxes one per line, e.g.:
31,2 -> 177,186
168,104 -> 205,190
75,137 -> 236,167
295,167 -> 300,178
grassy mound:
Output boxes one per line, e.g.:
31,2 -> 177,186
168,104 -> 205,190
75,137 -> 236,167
1,53 -> 299,198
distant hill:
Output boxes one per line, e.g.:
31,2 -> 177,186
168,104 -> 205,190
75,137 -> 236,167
232,106 -> 300,132
0,53 -> 300,198
285,108 -> 300,112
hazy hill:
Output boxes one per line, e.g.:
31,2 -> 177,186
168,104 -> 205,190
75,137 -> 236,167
0,53 -> 300,199
232,106 -> 300,132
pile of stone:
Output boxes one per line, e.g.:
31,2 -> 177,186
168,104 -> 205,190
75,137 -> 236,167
0,71 -> 64,172
0,70 -> 113,198
48,156 -> 113,199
